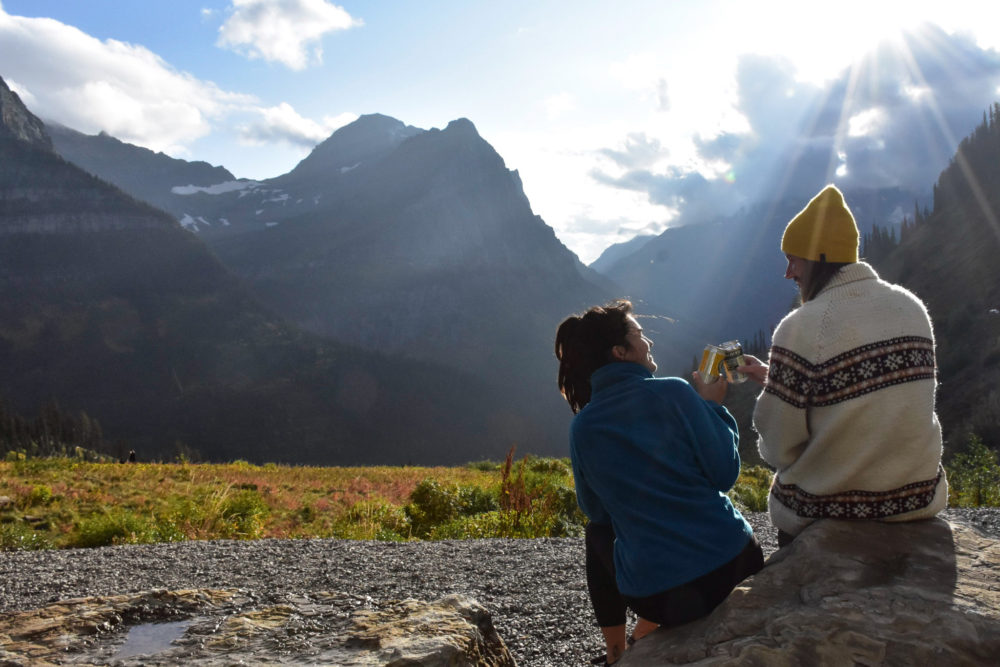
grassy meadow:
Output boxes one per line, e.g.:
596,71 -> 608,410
0,450 -> 775,551
2,436 -> 996,551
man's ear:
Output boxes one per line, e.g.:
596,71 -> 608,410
611,344 -> 627,361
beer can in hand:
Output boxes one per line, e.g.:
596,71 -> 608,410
719,340 -> 748,384
698,341 -> 748,384
698,344 -> 726,384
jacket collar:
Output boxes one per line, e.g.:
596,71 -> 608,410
590,362 -> 653,393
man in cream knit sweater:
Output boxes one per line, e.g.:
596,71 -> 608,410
739,184 -> 948,546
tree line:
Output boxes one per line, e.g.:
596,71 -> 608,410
0,397 -> 120,461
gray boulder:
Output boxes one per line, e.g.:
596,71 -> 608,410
620,518 -> 1000,666
0,589 -> 515,666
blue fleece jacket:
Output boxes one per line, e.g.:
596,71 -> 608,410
570,362 -> 753,598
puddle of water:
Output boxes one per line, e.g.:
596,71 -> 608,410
115,620 -> 191,659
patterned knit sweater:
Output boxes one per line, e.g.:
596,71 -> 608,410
753,262 -> 948,536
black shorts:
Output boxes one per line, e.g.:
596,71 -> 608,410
623,534 -> 764,628
584,522 -> 764,629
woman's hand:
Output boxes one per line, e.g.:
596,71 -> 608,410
737,354 -> 769,386
691,371 -> 728,404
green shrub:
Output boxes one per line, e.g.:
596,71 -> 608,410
336,499 -> 411,540
72,510 -> 152,547
0,523 -> 53,551
168,497 -> 208,528
465,460 -> 501,472
429,508 -> 559,539
404,479 -> 506,537
538,483 -> 582,521
729,466 -> 772,513
219,489 -> 270,538
70,509 -> 186,548
298,503 -> 317,524
524,456 -> 571,476
405,479 -> 460,537
26,484 -> 54,507
947,434 -> 1000,507
457,484 -> 499,515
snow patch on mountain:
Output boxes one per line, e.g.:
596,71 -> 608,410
178,214 -> 218,232
172,181 -> 258,196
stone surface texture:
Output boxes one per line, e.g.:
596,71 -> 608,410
0,589 -> 513,666
620,518 -> 1000,666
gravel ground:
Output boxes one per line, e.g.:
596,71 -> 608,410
0,509 -> 997,666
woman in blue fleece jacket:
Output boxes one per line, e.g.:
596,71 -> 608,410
556,300 -> 763,665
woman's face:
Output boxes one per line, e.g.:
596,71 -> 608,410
620,315 -> 657,373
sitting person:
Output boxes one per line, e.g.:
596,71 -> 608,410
738,184 -> 948,547
555,299 -> 763,665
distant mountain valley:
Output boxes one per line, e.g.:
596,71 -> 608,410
4,72 -> 998,463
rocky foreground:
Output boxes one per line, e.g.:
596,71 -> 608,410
0,509 -> 998,666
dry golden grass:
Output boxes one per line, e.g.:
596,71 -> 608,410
0,459 -> 497,548
0,456 -> 786,550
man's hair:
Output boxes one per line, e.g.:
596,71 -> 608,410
555,299 -> 634,413
799,260 -> 850,303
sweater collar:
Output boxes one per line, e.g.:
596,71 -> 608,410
818,261 -> 878,296
590,362 -> 653,393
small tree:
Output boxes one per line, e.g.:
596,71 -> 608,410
947,434 -> 1000,507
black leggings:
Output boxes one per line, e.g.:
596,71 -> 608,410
584,522 -> 764,629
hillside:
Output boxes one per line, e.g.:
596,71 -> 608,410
0,76 -> 531,465
878,104 -> 1000,450
48,112 -> 625,452
46,123 -> 235,217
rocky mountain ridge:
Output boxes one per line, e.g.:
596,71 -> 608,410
47,123 -> 234,219
0,74 -> 532,464
0,80 -> 49,149
44,109 -> 624,457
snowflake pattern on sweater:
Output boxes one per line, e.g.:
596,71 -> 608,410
765,336 -> 936,409
771,466 -> 944,519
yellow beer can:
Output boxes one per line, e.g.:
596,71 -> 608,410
698,340 -> 747,384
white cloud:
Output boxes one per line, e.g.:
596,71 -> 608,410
322,112 -> 359,132
4,78 -> 36,107
492,123 -> 677,264
0,7 -> 345,161
0,8 -> 253,154
847,108 -> 887,137
217,0 -> 362,70
238,102 -> 357,146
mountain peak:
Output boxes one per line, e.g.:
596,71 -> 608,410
0,76 -> 52,150
285,113 -> 422,180
444,117 -> 478,135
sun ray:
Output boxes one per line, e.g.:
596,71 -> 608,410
889,27 -> 1000,243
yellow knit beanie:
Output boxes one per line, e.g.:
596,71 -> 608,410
781,184 -> 859,263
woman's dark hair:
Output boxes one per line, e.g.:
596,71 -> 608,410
799,260 -> 851,302
555,299 -> 634,414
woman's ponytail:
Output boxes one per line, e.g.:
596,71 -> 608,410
555,300 -> 633,413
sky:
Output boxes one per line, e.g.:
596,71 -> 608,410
2,1 -> 1000,264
